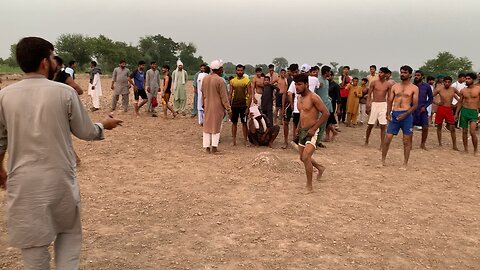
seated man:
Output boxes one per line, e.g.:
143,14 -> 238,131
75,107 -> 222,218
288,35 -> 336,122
247,113 -> 280,148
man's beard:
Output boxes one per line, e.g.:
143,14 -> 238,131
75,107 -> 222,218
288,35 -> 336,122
401,76 -> 410,82
47,60 -> 56,80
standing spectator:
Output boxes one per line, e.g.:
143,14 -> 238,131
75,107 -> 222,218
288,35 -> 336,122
110,60 -> 131,113
172,60 -> 188,115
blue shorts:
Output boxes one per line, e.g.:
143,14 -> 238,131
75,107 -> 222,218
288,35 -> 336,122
413,109 -> 429,127
387,110 -> 413,135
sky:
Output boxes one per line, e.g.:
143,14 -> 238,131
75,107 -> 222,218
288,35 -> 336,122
2,0 -> 480,71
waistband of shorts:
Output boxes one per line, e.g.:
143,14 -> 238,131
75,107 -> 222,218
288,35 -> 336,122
372,101 -> 387,104
461,107 -> 479,113
392,110 -> 408,114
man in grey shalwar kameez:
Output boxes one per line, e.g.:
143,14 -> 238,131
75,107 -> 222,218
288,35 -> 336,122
110,59 -> 131,112
0,37 -> 122,270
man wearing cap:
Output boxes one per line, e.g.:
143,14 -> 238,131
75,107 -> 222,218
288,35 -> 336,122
172,60 -> 188,115
202,60 -> 232,153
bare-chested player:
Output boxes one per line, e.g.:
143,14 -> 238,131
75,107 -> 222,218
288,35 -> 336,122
432,76 -> 460,150
365,67 -> 391,148
294,73 -> 330,192
382,65 -> 419,166
454,72 -> 480,156
274,69 -> 288,125
252,67 -> 265,106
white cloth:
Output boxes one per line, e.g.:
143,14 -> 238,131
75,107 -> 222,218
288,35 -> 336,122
177,60 -> 183,67
203,132 -> 220,148
64,67 -> 74,79
368,102 -> 388,125
451,81 -> 466,105
308,76 -> 320,92
172,69 -> 187,92
88,73 -> 102,108
210,59 -> 224,70
197,73 -> 208,111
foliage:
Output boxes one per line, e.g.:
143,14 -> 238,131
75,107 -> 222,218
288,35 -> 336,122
418,51 -> 473,78
272,57 -> 288,72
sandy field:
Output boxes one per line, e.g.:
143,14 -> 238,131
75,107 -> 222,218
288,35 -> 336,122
0,74 -> 479,269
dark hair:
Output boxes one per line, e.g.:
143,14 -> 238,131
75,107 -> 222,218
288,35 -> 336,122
151,61 -> 156,65
119,59 -> 126,64
16,37 -> 54,73
91,61 -> 97,67
268,64 -> 274,68
458,72 -> 466,78
330,71 -> 335,76
321,65 -> 331,75
370,65 -> 377,70
353,77 -> 359,81
200,63 -> 207,68
400,65 -> 413,74
280,69 -> 286,72
361,78 -> 368,83
264,76 -> 270,80
255,67 -> 262,72
379,67 -> 389,73
68,60 -> 75,67
415,70 -> 424,76
260,73 -> 265,77
288,64 -> 298,71
53,55 -> 63,65
138,60 -> 146,66
228,76 -> 234,81
293,73 -> 309,84
443,76 -> 453,82
343,66 -> 350,70
465,72 -> 477,80
236,64 -> 245,70
204,66 -> 211,73
312,66 -> 320,71
162,64 -> 170,70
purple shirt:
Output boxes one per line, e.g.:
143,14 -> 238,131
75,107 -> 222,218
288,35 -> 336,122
416,82 -> 433,111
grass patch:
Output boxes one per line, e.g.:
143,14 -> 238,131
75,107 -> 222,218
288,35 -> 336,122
0,64 -> 21,74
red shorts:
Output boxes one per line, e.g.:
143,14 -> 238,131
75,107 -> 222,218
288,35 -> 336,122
435,105 -> 455,125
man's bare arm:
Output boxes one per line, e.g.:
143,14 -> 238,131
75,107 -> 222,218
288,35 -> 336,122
66,77 -> 84,95
386,85 -> 395,121
247,82 -> 253,108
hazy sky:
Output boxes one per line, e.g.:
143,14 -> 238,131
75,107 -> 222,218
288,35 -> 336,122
2,0 -> 479,71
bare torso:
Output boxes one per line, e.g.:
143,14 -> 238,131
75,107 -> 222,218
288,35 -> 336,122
436,87 -> 457,106
371,79 -> 390,102
278,77 -> 287,94
392,82 -> 418,111
253,76 -> 264,94
298,92 -> 321,128
460,86 -> 480,109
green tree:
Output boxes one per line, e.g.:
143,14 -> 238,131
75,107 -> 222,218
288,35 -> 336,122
272,57 -> 288,72
139,34 -> 178,69
244,64 -> 255,75
419,51 -> 473,78
177,42 -> 204,73
330,61 -> 339,72
55,34 -> 92,69
4,44 -> 18,67
316,62 -> 323,68
223,62 -> 236,75
255,64 -> 268,73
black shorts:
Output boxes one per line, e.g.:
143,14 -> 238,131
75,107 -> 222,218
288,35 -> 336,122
284,106 -> 300,126
231,106 -> 247,124
134,89 -> 148,100
327,112 -> 337,125
275,92 -> 283,107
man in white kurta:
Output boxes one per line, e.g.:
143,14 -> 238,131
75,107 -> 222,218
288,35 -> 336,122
88,61 -> 102,111
0,37 -> 122,270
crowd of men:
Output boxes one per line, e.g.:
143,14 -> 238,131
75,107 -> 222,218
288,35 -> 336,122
0,36 -> 480,269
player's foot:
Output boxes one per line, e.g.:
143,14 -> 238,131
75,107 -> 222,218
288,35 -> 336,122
316,166 -> 325,181
281,143 -> 288,149
205,147 -> 211,154
420,144 -> 428,150
382,159 -> 386,166
452,146 -> 459,151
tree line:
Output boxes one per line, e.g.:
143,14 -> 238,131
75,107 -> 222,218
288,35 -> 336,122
0,34 -> 474,79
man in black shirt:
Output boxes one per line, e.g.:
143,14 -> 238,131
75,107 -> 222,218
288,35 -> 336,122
261,76 -> 279,125
53,56 -> 83,95
325,70 -> 340,141
247,113 -> 280,148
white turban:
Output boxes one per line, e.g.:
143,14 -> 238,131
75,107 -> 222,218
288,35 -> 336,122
177,60 -> 183,66
210,59 -> 224,70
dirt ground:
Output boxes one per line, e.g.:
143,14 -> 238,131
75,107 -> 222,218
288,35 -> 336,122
0,74 -> 479,269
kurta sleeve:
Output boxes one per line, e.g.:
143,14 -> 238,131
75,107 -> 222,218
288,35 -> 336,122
145,71 -> 150,88
0,112 -> 7,154
67,91 -> 104,141
112,69 -> 117,82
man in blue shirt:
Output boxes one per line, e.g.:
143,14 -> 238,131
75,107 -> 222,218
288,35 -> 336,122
129,61 -> 147,117
413,70 -> 433,150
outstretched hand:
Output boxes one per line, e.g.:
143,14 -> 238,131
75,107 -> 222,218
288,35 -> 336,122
102,116 -> 123,130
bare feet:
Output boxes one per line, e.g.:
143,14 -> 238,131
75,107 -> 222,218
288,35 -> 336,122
382,159 -> 386,166
420,145 -> 428,150
452,146 -> 459,151
205,147 -> 211,154
316,166 -> 325,181
331,132 -> 338,142
305,185 -> 314,194
281,143 -> 288,149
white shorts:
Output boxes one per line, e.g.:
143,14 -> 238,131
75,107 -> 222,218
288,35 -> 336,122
368,102 -> 387,125
253,93 -> 262,107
